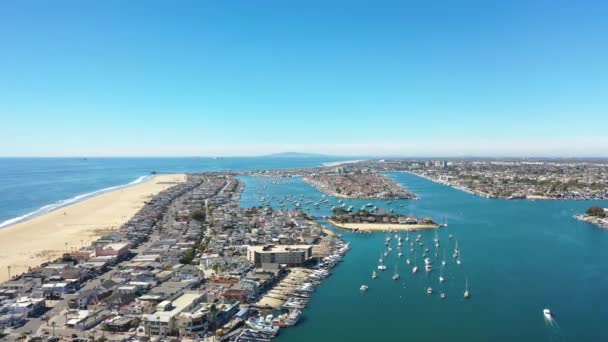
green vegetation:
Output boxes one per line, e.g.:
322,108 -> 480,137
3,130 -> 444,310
180,247 -> 196,264
586,206 -> 606,218
191,209 -> 206,221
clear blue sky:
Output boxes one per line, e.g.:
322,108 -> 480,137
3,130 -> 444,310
1,0 -> 607,157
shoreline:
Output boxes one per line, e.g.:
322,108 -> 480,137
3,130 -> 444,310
0,174 -> 155,229
575,214 -> 608,229
328,219 -> 439,232
0,174 -> 186,282
404,171 -> 578,201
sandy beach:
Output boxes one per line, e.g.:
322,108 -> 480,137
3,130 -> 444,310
525,195 -> 551,200
0,174 -> 185,282
328,219 -> 438,232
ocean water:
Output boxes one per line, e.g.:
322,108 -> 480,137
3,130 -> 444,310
239,173 -> 608,342
2,158 -> 608,340
0,157 -> 348,227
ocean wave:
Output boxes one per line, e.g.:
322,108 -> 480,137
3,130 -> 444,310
0,175 -> 152,229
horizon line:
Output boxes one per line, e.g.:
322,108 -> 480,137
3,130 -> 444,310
2,155 -> 608,160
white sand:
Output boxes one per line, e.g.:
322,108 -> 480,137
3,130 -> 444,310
0,174 -> 185,282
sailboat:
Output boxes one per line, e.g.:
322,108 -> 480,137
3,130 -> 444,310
424,257 -> 432,272
392,265 -> 400,280
439,262 -> 445,283
378,257 -> 387,271
405,231 -> 410,242
464,278 -> 471,299
372,271 -> 377,279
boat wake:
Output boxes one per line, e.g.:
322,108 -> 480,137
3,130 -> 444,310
544,316 -> 565,341
0,175 -> 151,228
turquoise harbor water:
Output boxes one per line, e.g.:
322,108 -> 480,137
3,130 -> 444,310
1,158 -> 608,340
239,173 -> 608,342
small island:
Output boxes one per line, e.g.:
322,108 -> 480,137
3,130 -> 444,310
329,208 -> 438,232
303,170 -> 416,199
575,206 -> 608,228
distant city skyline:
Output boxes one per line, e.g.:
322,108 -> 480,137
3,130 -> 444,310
1,1 -> 607,157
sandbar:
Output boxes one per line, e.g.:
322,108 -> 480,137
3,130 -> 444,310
328,219 -> 438,232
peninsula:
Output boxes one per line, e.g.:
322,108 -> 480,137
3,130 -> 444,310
0,172 -> 347,341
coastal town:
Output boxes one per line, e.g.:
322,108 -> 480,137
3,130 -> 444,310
303,170 -> 415,200
0,174 -> 348,341
341,159 -> 608,200
2,160 -> 608,341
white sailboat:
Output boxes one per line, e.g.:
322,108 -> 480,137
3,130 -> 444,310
464,278 -> 471,299
378,250 -> 387,271
372,271 -> 377,279
392,265 -> 400,280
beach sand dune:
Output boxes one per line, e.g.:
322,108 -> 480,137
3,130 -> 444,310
0,174 -> 185,282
